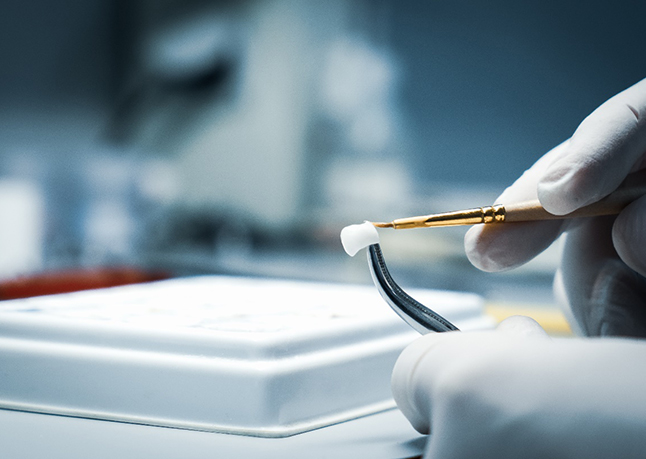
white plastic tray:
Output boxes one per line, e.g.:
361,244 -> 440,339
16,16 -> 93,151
0,275 -> 492,437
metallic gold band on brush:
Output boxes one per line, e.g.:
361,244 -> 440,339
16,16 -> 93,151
374,204 -> 506,229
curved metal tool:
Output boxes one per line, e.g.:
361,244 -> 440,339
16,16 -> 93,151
368,244 -> 459,334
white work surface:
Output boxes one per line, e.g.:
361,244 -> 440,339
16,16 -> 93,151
0,406 -> 426,459
0,275 -> 492,457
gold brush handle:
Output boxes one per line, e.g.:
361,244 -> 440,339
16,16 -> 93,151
376,169 -> 646,229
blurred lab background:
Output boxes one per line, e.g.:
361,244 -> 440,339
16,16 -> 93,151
1,0 -> 646,310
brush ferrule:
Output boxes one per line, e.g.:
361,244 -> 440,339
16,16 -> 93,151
482,204 -> 506,223
390,204 -> 506,229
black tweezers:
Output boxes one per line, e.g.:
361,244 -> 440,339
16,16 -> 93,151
368,244 -> 459,334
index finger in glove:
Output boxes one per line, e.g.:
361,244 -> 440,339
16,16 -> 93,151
538,78 -> 646,215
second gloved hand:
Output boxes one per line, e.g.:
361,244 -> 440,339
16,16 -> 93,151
391,316 -> 646,459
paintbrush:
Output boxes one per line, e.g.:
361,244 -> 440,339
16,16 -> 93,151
373,169 -> 646,229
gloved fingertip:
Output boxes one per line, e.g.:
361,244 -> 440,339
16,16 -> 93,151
464,227 -> 486,270
464,226 -> 506,272
465,222 -> 559,273
495,315 -> 549,339
392,333 -> 449,434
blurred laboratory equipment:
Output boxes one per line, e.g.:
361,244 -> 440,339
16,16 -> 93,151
107,0 -> 412,232
0,0 -> 416,287
0,179 -> 44,278
0,0 -> 644,298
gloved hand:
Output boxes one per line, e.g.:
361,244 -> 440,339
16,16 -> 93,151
391,316 -> 646,459
465,78 -> 646,336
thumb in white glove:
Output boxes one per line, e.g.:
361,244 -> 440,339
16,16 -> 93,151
391,317 -> 646,459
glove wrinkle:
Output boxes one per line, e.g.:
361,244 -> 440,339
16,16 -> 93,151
589,259 -> 646,337
625,102 -> 640,121
559,217 -> 619,336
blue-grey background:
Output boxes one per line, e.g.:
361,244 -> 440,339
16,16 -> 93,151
1,0 -> 645,299
3,0 -> 646,183
391,0 -> 646,184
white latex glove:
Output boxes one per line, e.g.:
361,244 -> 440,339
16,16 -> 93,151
391,316 -> 646,459
465,78 -> 646,336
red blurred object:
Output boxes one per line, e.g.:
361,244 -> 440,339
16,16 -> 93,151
0,267 -> 171,300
